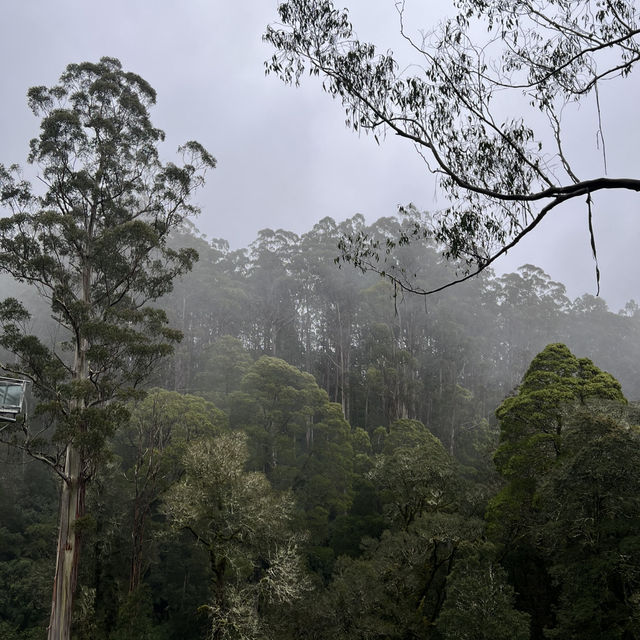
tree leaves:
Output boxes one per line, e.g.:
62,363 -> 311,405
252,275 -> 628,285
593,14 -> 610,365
266,0 -> 640,292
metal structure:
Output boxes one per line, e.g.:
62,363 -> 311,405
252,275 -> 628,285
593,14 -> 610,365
0,376 -> 27,422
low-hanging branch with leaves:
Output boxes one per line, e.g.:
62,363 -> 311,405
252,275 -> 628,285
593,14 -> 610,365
265,0 -> 640,294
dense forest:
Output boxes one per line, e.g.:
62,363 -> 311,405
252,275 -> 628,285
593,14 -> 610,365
2,212 -> 640,639
4,8 -> 640,633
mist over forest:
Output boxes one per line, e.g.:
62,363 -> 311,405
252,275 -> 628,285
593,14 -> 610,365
3,0 -> 640,637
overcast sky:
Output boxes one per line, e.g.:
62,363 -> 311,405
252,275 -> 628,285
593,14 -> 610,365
1,0 -> 638,310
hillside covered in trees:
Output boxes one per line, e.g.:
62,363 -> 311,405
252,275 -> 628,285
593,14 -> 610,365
2,213 -> 640,639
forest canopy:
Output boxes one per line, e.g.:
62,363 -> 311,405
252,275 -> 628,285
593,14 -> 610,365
3,210 -> 640,639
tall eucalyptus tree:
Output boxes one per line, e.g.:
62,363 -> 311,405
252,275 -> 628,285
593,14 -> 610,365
0,57 -> 215,639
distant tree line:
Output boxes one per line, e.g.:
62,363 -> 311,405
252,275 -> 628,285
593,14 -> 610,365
157,212 -> 640,456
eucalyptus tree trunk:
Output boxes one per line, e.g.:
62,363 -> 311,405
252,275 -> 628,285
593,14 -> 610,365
48,447 -> 86,640
48,267 -> 91,640
129,496 -> 148,593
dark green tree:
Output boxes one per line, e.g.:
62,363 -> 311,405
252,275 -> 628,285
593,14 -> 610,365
305,497 -> 484,639
118,390 -> 226,593
535,412 -> 640,639
163,431 -> 311,640
0,451 -> 58,638
229,356 -> 354,574
230,356 -> 327,480
371,419 -> 455,530
488,343 -> 628,638
0,57 -> 215,640
493,343 -> 624,486
436,543 -> 530,640
195,335 -> 253,410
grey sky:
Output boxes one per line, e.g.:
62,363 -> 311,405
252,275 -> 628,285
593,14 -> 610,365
1,0 -> 638,309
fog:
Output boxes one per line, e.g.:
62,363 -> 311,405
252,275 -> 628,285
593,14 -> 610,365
1,0 -> 638,308
2,4 -> 640,634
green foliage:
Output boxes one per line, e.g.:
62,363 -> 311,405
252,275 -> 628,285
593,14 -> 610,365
108,587 -> 155,640
306,512 -> 485,640
163,431 -> 311,640
0,621 -> 45,640
436,544 -> 530,640
121,388 -> 226,471
229,356 -> 354,577
494,343 -> 625,481
371,419 -> 455,529
195,336 -> 253,409
0,55 -> 214,472
113,389 -> 227,597
489,344 -> 638,638
0,457 -> 57,634
230,356 -> 326,476
6,160 -> 640,640
535,413 -> 640,639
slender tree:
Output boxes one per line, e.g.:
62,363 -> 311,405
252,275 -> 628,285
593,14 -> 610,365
0,57 -> 215,640
119,390 -> 226,593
